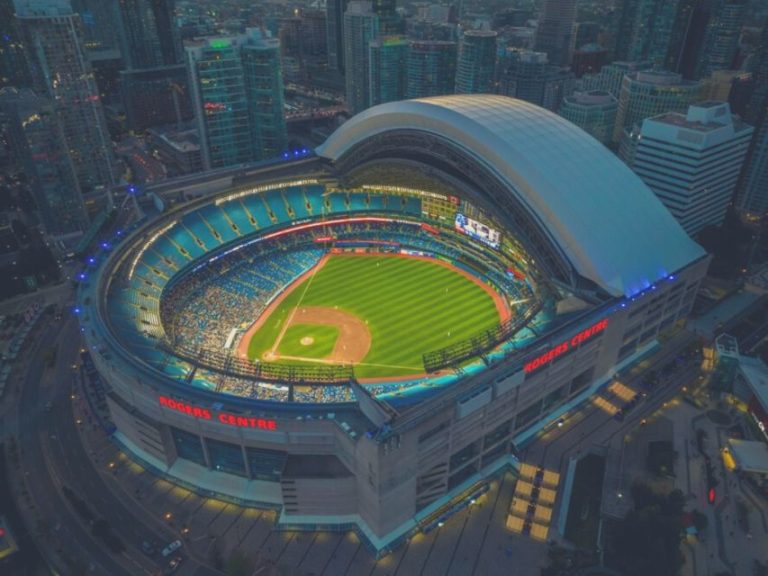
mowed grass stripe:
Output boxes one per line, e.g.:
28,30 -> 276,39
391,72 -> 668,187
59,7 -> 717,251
247,255 -> 500,378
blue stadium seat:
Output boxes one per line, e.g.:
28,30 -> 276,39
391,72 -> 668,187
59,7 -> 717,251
198,205 -> 239,243
183,212 -> 222,247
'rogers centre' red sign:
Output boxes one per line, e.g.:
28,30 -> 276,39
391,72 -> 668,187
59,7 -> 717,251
524,318 -> 609,374
159,396 -> 277,431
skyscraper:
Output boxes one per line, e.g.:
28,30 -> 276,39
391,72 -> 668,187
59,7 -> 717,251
0,0 -> 30,88
627,102 -> 753,235
241,31 -> 287,162
343,1 -> 380,114
613,0 -> 683,68
736,24 -> 768,217
406,40 -> 456,99
116,0 -> 181,69
369,36 -> 408,106
187,36 -> 251,170
0,87 -> 87,237
455,30 -> 497,94
70,0 -> 120,52
15,0 -> 115,192
613,70 -> 704,143
116,0 -> 191,130
534,0 -> 577,67
579,60 -> 652,98
697,0 -> 746,79
498,51 -> 574,112
559,90 -> 618,146
186,30 -> 286,170
326,0 -> 348,72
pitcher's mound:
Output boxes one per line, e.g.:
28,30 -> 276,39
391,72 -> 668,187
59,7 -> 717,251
300,336 -> 315,346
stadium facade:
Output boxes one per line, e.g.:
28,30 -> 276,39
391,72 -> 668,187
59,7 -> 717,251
79,95 -> 709,553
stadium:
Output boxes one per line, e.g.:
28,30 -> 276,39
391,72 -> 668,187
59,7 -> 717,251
78,95 -> 709,552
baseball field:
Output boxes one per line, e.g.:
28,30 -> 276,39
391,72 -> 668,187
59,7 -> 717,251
243,254 -> 506,379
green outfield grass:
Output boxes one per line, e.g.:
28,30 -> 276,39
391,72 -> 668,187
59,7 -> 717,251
247,255 -> 501,378
277,324 -> 339,359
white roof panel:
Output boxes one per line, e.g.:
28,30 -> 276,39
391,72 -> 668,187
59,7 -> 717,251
316,95 -> 706,296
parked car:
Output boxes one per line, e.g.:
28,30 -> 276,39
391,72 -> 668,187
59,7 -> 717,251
161,539 -> 182,557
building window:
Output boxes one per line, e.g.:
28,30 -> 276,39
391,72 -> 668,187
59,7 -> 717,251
206,438 -> 247,477
171,427 -> 207,467
569,367 -> 594,396
245,447 -> 287,482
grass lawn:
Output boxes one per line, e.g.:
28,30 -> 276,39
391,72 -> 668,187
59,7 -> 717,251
247,255 -> 500,378
277,324 -> 339,359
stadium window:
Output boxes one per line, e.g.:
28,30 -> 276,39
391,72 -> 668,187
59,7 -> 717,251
171,427 -> 207,467
515,399 -> 543,430
418,421 -> 450,444
639,327 -> 657,344
618,339 -> 637,361
569,367 -> 594,396
483,420 -> 511,449
449,441 -> 479,471
542,384 -> 567,411
206,438 -> 247,478
245,447 -> 287,482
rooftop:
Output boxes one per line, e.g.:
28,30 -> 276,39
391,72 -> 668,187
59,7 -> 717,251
317,95 -> 705,297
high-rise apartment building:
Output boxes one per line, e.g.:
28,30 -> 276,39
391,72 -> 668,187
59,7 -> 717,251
627,102 -> 753,235
614,70 -> 704,143
326,0 -> 348,71
343,1 -> 380,114
0,0 -> 30,88
115,0 -> 191,130
15,0 -> 115,192
241,32 -> 287,163
613,0 -> 684,68
498,51 -> 574,112
736,24 -> 768,218
406,41 -> 456,99
534,0 -> 577,67
579,60 -> 652,99
455,30 -> 497,94
0,87 -> 87,237
278,10 -> 328,83
697,0 -> 746,79
628,0 -> 681,67
187,30 -> 286,170
559,90 -> 618,146
369,37 -> 408,106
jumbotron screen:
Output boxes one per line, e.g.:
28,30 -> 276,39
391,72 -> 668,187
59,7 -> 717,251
454,213 -> 501,249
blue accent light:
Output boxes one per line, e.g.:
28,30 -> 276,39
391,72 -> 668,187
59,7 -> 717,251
283,152 -> 289,159
88,257 -> 96,264
78,273 -> 86,280
73,307 -> 81,315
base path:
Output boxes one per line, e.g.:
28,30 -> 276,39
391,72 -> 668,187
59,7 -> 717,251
268,306 -> 372,364
235,255 -> 330,359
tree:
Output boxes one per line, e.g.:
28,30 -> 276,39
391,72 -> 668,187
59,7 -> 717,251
609,484 -> 685,576
692,510 -> 708,532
